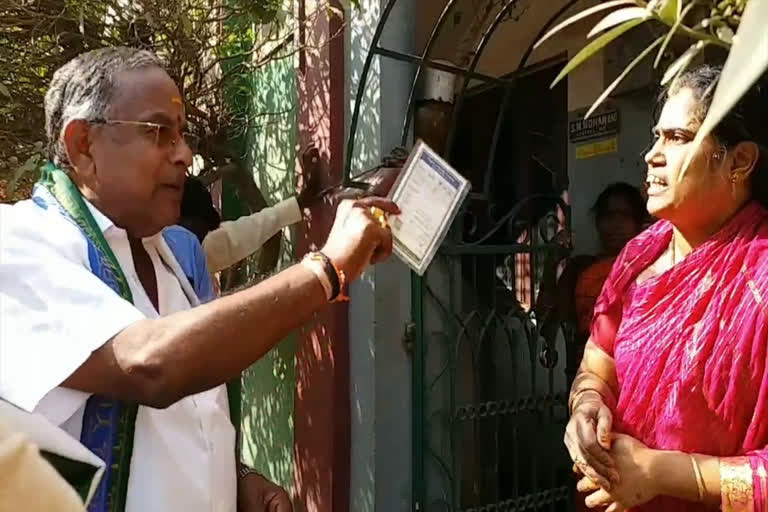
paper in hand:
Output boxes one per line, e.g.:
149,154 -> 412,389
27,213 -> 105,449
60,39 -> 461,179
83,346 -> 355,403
387,141 -> 470,275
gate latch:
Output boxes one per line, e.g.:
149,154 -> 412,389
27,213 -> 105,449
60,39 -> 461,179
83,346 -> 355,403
403,322 -> 416,355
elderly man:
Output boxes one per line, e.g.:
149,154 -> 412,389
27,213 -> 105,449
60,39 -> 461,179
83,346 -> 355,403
0,47 -> 398,512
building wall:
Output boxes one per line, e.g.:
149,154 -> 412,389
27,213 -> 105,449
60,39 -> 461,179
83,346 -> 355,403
239,54 -> 299,492
346,0 -> 416,511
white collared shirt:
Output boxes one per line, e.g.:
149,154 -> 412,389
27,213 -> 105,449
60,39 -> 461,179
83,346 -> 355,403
0,197 -> 236,512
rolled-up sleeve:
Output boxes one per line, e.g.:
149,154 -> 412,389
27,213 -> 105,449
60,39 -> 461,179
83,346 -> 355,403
0,205 -> 145,414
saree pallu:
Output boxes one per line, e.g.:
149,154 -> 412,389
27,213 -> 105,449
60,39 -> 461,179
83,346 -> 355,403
591,201 -> 768,511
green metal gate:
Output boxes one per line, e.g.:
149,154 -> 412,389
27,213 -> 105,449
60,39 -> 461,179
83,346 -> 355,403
410,214 -> 574,512
344,1 -> 582,510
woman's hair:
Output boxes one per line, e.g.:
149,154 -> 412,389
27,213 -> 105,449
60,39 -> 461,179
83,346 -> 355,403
591,182 -> 647,226
660,64 -> 768,206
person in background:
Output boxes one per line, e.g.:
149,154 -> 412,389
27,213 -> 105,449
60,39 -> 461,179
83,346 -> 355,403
550,183 -> 646,512
572,183 -> 647,367
172,152 -> 401,276
538,183 -> 646,387
567,64 -> 768,511
176,175 -> 304,274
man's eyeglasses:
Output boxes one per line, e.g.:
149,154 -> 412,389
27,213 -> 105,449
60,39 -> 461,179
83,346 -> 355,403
92,119 -> 200,153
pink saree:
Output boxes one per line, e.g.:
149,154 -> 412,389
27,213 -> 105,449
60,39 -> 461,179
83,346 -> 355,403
591,201 -> 768,511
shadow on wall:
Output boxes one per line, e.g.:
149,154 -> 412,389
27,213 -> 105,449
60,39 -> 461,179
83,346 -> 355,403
347,0 -> 382,179
292,2 -> 349,510
346,1 -> 381,512
238,29 -> 300,499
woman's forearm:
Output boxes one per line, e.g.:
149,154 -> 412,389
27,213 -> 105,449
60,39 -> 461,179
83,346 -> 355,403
569,341 -> 620,411
650,450 -> 721,507
651,450 -> 767,510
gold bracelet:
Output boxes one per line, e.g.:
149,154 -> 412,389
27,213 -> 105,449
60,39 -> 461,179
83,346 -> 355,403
690,455 -> 706,502
721,457 -> 755,512
569,388 -> 604,413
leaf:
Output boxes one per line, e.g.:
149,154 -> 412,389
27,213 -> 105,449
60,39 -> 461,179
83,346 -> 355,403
588,7 -> 650,38
180,13 -> 192,36
0,83 -> 10,98
551,18 -> 647,88
656,0 -> 681,24
661,39 -> 709,85
716,24 -> 735,44
681,0 -> 768,179
534,0 -> 636,50
585,36 -> 665,119
654,0 -> 698,68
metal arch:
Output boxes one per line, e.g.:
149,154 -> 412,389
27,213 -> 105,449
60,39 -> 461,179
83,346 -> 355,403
516,0 -> 581,71
444,0 -> 581,161
344,0 -> 506,186
399,0 -> 463,146
343,0 -> 400,188
345,0 -> 582,189
473,0 -> 581,197
443,0 -> 527,159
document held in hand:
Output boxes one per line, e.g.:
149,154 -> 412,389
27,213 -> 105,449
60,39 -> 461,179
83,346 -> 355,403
387,140 -> 470,275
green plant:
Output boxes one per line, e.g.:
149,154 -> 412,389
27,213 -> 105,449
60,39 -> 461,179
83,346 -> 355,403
0,0 -> 345,201
538,0 -> 767,175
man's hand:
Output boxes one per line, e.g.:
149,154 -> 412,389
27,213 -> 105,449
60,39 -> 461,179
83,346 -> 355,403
237,471 -> 292,512
322,166 -> 403,208
321,196 -> 400,282
297,146 -> 323,211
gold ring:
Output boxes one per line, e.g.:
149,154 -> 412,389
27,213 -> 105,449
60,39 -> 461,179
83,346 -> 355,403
369,206 -> 388,228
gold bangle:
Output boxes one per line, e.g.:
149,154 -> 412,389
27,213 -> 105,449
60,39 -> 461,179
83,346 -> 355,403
690,455 -> 706,502
569,388 -> 603,413
721,457 -> 755,512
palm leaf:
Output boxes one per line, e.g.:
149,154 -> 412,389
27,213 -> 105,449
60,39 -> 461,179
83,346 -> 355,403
587,7 -> 650,38
661,39 -> 709,86
654,0 -> 698,68
551,18 -> 647,88
656,0 -> 681,25
585,35 -> 666,119
534,0 -> 636,50
681,0 -> 768,180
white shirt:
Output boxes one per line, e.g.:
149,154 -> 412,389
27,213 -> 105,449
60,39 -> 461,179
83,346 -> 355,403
0,198 -> 236,512
203,197 -> 302,273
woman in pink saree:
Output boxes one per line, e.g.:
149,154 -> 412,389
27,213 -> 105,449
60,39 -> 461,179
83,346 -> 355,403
565,65 -> 768,511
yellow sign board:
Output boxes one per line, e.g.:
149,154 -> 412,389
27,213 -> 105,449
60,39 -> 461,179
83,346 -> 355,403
576,138 -> 618,159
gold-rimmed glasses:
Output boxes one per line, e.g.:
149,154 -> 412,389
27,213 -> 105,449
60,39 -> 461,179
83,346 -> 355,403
92,119 -> 200,153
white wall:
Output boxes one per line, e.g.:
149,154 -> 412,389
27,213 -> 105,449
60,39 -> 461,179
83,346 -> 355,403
346,0 -> 415,510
